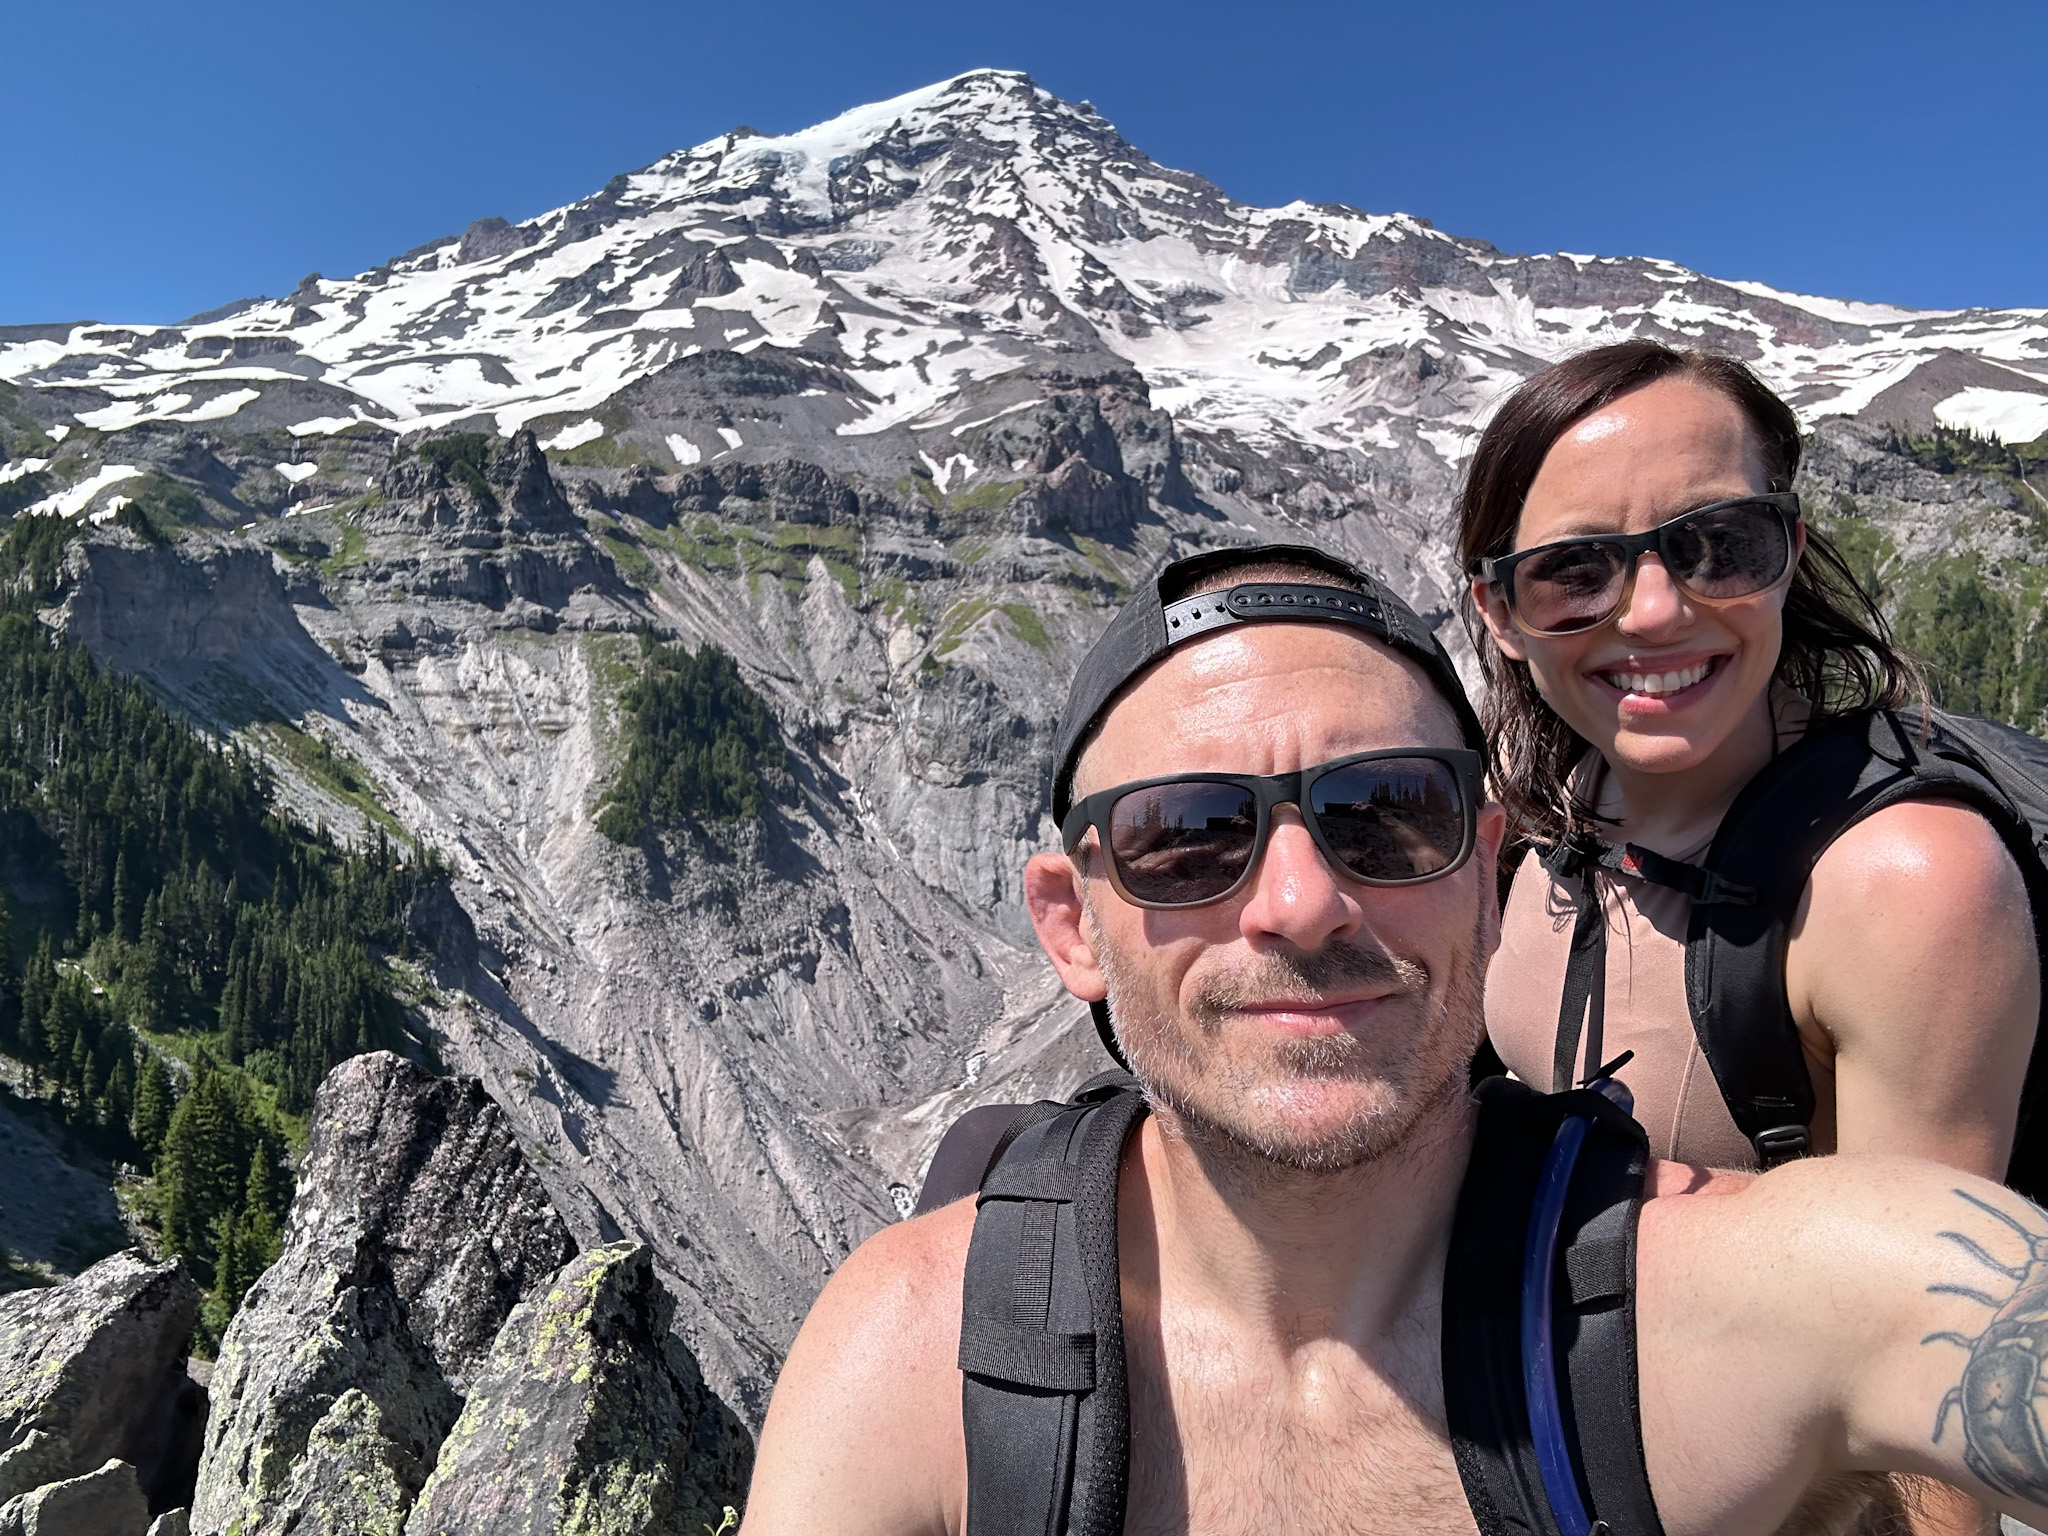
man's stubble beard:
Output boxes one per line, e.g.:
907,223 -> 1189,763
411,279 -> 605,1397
1088,897 -> 1488,1180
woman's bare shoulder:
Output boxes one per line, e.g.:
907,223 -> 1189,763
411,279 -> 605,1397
1807,796 -> 2025,909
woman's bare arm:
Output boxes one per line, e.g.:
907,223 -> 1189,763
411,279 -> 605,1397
1789,798 -> 2038,1175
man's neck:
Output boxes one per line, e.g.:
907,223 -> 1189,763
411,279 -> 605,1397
1118,1091 -> 1478,1348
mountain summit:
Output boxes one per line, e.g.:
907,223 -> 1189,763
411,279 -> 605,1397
7,69 -> 2046,466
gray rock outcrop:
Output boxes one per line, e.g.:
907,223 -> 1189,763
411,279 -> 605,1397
193,1052 -> 577,1535
0,1252 -> 204,1512
405,1243 -> 751,1536
0,1458 -> 150,1536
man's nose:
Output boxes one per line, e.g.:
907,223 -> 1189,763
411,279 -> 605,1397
1237,806 -> 1362,949
1615,553 -> 1690,639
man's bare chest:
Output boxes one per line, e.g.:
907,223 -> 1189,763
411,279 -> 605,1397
1122,1317 -> 1479,1536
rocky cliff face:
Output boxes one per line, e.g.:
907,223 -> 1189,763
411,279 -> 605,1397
194,1051 -> 748,1536
0,1055 -> 746,1536
1,69 -> 2044,1426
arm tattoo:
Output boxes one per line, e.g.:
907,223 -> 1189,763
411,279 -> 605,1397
1923,1187 -> 2048,1503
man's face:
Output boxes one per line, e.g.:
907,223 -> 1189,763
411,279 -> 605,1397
1026,623 -> 1505,1174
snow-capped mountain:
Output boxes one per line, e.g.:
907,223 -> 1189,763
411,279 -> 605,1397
7,69 -> 2045,472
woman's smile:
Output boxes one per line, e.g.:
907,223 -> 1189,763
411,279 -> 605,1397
1585,652 -> 1727,714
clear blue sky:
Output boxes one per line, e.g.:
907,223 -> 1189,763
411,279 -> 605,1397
4,0 -> 2040,325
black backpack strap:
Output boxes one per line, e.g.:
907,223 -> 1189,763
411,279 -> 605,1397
959,1083 -> 1147,1536
1444,1077 -> 1667,1536
917,1102 -> 1063,1216
1543,838 -> 1611,1094
1542,836 -> 1761,1096
1688,708 -> 2021,1166
916,1072 -> 1141,1217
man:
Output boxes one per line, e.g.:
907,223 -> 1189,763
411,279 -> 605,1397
744,544 -> 2048,1535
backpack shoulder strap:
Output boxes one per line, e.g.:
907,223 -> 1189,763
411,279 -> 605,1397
917,1071 -> 1142,1216
1444,1076 -> 1666,1536
917,1102 -> 1061,1216
959,1079 -> 1147,1536
1689,708 -> 2019,1165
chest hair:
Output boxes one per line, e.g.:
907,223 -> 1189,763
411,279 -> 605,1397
1123,1304 -> 1479,1536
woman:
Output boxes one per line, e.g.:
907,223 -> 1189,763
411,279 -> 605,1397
1466,339 -> 2038,1179
1464,342 -> 2041,1536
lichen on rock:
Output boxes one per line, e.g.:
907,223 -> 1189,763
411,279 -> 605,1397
403,1243 -> 752,1536
0,1251 -> 204,1514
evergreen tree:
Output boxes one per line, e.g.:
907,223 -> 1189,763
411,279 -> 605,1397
0,547 -> 445,1334
131,1053 -> 175,1168
157,1060 -> 267,1283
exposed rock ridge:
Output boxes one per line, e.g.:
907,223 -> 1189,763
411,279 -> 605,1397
189,1051 -> 747,1536
193,1051 -> 579,1534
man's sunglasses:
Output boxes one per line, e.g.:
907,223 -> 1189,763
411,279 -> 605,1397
1060,748 -> 1483,910
1471,492 -> 1802,638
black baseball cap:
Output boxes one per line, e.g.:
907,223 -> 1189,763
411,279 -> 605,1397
1049,542 -> 1482,825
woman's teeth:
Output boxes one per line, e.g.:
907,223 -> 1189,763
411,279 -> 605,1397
1603,660 -> 1712,696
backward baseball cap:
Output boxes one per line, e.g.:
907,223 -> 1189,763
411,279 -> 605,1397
1049,542 -> 1483,826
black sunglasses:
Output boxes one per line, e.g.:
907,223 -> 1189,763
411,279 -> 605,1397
1472,492 -> 1801,638
1060,748 -> 1483,910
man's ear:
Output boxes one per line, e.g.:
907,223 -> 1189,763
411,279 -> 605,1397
1472,577 -> 1528,663
1476,800 -> 1508,958
1025,850 -> 1108,1004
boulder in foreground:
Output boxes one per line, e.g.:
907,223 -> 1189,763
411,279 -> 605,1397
0,1251 -> 203,1513
192,1052 -> 577,1536
405,1242 -> 752,1536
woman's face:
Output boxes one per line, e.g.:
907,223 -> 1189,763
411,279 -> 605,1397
1473,375 -> 1803,782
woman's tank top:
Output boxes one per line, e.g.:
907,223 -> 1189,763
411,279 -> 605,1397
1486,830 -> 1840,1172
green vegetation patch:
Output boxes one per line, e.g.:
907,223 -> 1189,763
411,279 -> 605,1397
932,596 -> 997,659
595,633 -> 785,844
1068,534 -> 1129,596
320,510 -> 371,575
660,517 -> 861,602
667,518 -> 740,574
869,576 -> 926,630
594,522 -> 656,583
413,433 -> 499,509
555,434 -> 651,470
124,472 -> 208,531
1000,603 -> 1052,651
0,556 -> 442,1342
949,479 -> 1024,515
254,721 -> 409,844
895,473 -> 943,511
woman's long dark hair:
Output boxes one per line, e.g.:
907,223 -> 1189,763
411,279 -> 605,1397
1456,339 -> 1920,844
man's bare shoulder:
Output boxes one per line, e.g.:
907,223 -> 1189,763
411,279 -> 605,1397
829,1193 -> 977,1336
742,1198 -> 976,1535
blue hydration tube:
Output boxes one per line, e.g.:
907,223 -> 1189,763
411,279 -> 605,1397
1521,1069 -> 1634,1536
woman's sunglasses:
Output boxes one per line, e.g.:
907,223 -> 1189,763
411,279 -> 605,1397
1472,492 -> 1802,638
1060,748 -> 1483,910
